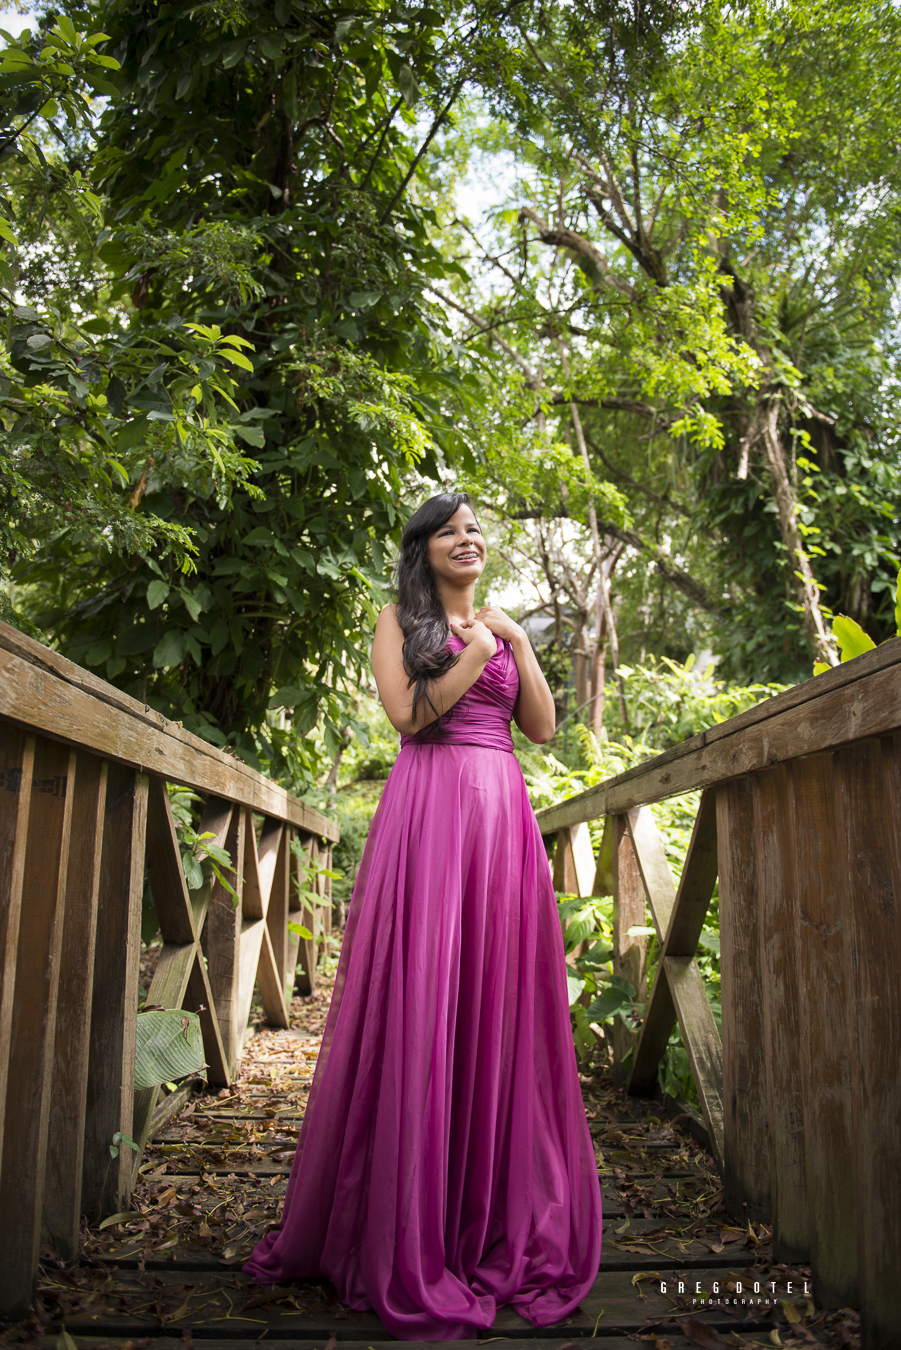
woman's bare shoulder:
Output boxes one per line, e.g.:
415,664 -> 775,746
376,604 -> 401,628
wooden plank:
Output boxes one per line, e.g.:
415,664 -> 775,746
256,924 -> 291,1029
256,817 -> 283,909
294,835 -> 317,997
236,917 -> 266,1050
626,806 -> 676,939
753,763 -> 809,1262
267,826 -> 291,1004
626,788 -> 718,1134
836,737 -> 901,1350
203,806 -> 245,1078
611,815 -> 647,1082
626,960 -> 676,1097
0,625 -> 338,842
791,752 -> 856,1308
717,778 -> 770,1221
0,725 -> 34,1172
535,640 -> 901,832
185,949 -> 229,1088
82,764 -> 148,1221
552,823 -> 595,896
132,940 -> 198,1154
145,776 -> 195,945
664,788 -> 718,956
592,815 -> 614,895
0,737 -> 75,1317
43,753 -> 107,1261
665,955 -> 724,1171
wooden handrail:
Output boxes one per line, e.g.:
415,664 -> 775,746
0,621 -> 337,840
535,635 -> 901,831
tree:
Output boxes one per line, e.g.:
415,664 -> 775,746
0,13 -> 261,629
430,0 -> 901,683
7,0 -> 500,784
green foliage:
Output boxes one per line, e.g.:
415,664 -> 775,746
3,0 -> 496,787
813,568 -> 901,674
108,1131 -> 139,1160
425,0 -> 901,681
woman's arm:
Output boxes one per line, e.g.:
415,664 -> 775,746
371,606 -> 496,736
474,606 -> 557,745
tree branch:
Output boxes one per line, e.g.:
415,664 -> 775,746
379,80 -> 463,224
584,433 -> 690,517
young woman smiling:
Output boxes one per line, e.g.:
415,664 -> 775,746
245,492 -> 602,1338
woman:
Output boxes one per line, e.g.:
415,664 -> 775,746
245,492 -> 602,1338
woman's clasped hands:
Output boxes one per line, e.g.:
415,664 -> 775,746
449,606 -> 524,661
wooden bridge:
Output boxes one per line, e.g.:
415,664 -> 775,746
536,634 -> 901,1350
1,620 -> 900,1350
0,620 -> 338,1317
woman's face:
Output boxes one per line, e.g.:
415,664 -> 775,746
427,504 -> 486,584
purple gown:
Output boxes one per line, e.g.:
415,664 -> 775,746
244,635 -> 602,1338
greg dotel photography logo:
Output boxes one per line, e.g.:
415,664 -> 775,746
658,1277 -> 813,1308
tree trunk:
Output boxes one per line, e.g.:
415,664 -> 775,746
758,400 -> 838,667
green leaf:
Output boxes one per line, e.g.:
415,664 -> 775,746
147,580 -> 170,610
396,60 -> 419,107
288,920 -> 313,939
895,566 -> 901,638
585,976 -> 637,1024
566,971 -> 584,1006
134,1009 -> 205,1090
833,615 -> 876,662
183,853 -> 204,889
153,630 -> 188,668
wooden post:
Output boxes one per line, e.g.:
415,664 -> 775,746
294,834 -> 317,996
43,753 -> 107,1261
0,737 -> 75,1316
81,763 -> 148,1220
717,777 -> 771,1221
552,823 -> 596,897
267,824 -> 291,1002
204,805 -> 245,1078
0,726 -> 34,1172
791,751 -> 857,1308
611,813 -> 648,1082
836,737 -> 901,1350
754,763 -> 810,1262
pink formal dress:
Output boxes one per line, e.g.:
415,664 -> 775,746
244,635 -> 602,1338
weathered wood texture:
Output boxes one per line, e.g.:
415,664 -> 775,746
535,636 -> 901,833
0,631 -> 338,1318
626,794 -> 724,1171
0,622 -> 337,841
0,737 -> 74,1316
537,648 -> 901,1350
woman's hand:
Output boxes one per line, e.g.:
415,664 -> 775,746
449,618 -> 496,661
472,605 -> 524,644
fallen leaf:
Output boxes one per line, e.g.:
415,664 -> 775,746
679,1318 -> 731,1349
98,1211 -> 134,1230
782,1298 -> 802,1324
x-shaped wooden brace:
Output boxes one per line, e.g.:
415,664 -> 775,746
135,780 -> 293,1155
623,788 -> 724,1169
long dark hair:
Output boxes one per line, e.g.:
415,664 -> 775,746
394,491 -> 477,725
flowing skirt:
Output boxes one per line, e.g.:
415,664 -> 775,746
244,742 -> 602,1339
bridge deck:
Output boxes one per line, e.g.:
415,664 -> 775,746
19,968 -> 854,1350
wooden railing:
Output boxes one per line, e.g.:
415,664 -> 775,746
536,637 -> 901,1350
0,621 -> 338,1317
